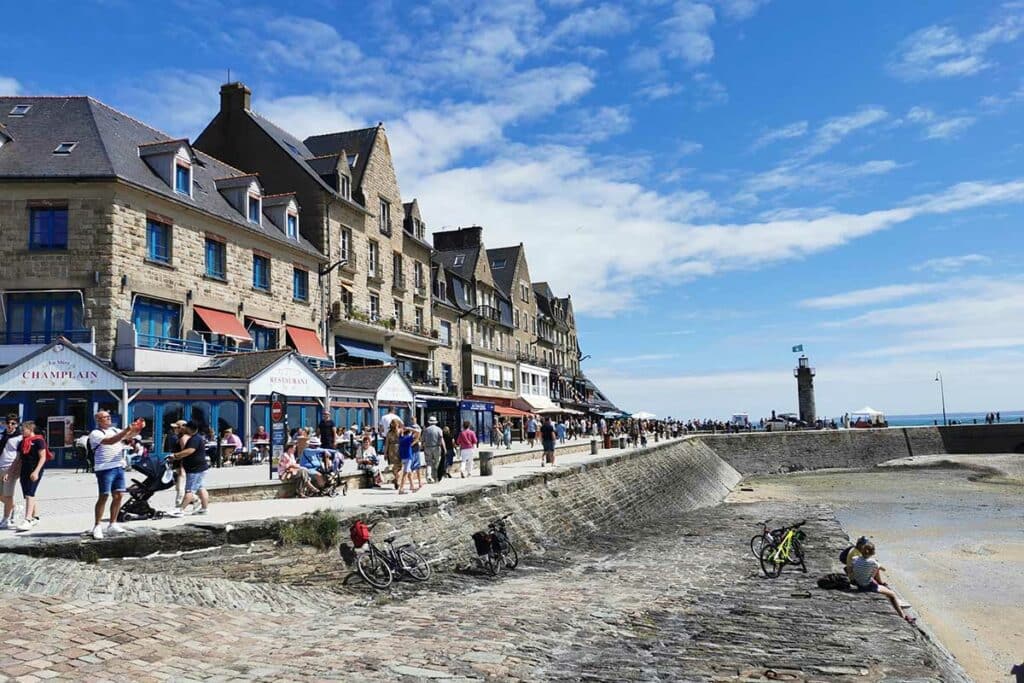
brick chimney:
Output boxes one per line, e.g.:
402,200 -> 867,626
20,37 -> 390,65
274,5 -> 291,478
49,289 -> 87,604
220,82 -> 251,113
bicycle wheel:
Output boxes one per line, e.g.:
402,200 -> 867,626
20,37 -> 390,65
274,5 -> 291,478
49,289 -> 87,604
484,551 -> 502,576
501,541 -> 519,570
792,539 -> 807,573
750,534 -> 768,558
398,546 -> 432,582
356,549 -> 393,589
759,542 -> 784,578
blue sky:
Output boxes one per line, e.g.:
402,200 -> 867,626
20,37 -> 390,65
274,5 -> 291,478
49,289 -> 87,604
4,1 -> 1024,418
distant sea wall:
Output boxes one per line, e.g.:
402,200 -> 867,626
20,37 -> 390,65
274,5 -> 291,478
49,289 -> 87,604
697,423 -> 1024,475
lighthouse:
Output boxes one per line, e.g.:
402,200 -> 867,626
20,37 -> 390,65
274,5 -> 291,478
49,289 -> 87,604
794,355 -> 816,425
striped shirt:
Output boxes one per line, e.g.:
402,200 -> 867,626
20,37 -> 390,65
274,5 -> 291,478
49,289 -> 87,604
850,555 -> 879,588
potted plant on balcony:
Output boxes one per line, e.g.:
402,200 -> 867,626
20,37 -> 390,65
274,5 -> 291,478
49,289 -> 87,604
430,328 -> 439,339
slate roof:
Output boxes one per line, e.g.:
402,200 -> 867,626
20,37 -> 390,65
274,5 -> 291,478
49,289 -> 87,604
434,246 -> 480,280
124,349 -> 294,379
303,126 -> 378,192
321,364 -> 395,391
486,245 -> 521,297
0,96 -> 323,258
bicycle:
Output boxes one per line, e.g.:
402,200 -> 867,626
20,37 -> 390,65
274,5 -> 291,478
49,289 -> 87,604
473,513 -> 519,576
758,520 -> 807,577
347,522 -> 432,589
749,519 -> 784,558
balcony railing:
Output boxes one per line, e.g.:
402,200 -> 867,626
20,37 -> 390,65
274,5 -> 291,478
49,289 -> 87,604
413,283 -> 427,298
397,322 -> 436,340
367,266 -> 383,282
137,333 -> 259,357
463,342 -> 517,362
3,329 -> 92,345
340,250 -> 357,271
346,305 -> 394,331
400,369 -> 439,386
442,382 -> 459,397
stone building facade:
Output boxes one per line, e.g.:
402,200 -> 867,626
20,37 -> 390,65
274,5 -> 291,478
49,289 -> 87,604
0,96 -> 326,369
194,83 -> 439,390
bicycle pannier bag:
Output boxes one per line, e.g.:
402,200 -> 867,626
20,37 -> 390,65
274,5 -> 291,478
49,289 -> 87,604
472,531 -> 492,556
350,520 -> 371,548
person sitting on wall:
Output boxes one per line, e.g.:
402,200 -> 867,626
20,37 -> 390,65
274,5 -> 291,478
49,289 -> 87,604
278,442 -> 316,497
355,435 -> 383,487
849,542 -> 916,624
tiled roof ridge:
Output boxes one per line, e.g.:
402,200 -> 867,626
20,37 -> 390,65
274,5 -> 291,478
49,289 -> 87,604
210,347 -> 290,359
262,191 -> 296,198
328,363 -> 394,372
137,137 -> 189,148
82,99 -> 116,177
87,97 -> 176,141
305,125 -> 379,141
212,172 -> 259,181
190,149 -> 253,177
307,153 -> 341,160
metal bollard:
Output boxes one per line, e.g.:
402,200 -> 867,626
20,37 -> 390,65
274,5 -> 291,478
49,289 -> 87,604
618,435 -> 626,449
590,438 -> 598,455
479,450 -> 494,476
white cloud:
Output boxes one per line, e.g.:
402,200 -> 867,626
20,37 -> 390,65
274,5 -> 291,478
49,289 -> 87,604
547,3 -> 631,43
113,70 -> 223,138
660,1 -> 717,67
0,76 -> 21,96
800,106 -> 888,159
716,0 -> 770,21
589,352 -> 1024,417
677,140 -> 703,156
800,283 -> 947,310
906,106 -> 976,140
744,159 -> 898,196
691,72 -> 728,109
554,105 -> 632,145
912,254 -> 991,273
635,81 -> 684,101
889,11 -> 1024,80
751,120 -> 808,150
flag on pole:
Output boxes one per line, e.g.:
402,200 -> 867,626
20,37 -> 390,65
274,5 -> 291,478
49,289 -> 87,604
792,344 -> 803,353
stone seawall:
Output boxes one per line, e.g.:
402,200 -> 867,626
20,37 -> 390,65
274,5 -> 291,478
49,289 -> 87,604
699,427 -> 948,475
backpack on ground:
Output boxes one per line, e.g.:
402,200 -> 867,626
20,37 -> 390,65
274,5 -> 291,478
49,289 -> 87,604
838,545 -> 855,564
817,572 -> 851,590
350,520 -> 371,548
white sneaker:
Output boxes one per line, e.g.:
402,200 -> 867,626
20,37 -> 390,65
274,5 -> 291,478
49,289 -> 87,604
166,508 -> 185,517
106,523 -> 127,534
16,518 -> 36,531
91,525 -> 104,540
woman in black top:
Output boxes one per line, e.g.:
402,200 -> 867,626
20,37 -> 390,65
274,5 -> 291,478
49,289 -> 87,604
12,420 -> 47,530
440,426 -> 456,479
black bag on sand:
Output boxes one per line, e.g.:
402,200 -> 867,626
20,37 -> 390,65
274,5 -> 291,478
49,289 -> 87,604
817,573 -> 852,590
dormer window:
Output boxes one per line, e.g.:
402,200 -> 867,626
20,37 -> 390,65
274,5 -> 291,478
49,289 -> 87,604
491,258 -> 506,270
347,154 -> 357,168
247,194 -> 261,224
287,213 -> 298,240
53,142 -> 77,155
9,104 -> 31,116
340,175 -> 351,200
174,162 -> 191,196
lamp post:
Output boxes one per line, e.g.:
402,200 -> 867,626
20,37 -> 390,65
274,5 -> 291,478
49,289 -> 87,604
318,259 -> 348,362
934,371 -> 947,426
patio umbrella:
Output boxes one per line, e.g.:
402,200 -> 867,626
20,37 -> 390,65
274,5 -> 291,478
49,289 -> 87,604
631,411 -> 657,419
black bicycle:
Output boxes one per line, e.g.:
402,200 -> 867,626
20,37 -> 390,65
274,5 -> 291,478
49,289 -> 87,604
348,522 -> 432,589
749,519 -> 785,559
473,513 -> 519,576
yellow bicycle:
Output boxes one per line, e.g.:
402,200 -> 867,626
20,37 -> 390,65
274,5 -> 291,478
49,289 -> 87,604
758,520 -> 807,577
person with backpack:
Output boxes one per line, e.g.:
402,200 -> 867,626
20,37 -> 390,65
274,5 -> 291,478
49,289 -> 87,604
840,536 -> 870,580
849,542 -> 916,624
7,420 -> 48,531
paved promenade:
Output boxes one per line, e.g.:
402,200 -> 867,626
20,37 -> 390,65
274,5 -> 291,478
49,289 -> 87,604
3,437 -> 628,541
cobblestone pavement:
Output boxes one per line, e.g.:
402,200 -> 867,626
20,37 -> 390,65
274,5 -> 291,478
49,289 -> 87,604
0,498 -> 961,682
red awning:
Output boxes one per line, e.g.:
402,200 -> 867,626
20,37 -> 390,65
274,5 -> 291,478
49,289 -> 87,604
194,306 -> 251,341
495,405 -> 532,418
246,316 -> 283,330
286,325 -> 327,359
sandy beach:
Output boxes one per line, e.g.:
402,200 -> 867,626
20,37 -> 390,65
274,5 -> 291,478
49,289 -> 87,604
728,459 -> 1024,682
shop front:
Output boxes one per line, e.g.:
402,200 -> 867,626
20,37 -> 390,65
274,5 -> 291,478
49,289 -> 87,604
420,395 -> 460,433
460,398 -> 495,442
0,339 -> 127,467
126,349 -> 327,455
323,366 -> 415,452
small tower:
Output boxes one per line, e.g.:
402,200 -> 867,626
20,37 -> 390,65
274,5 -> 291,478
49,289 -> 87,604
794,355 -> 816,425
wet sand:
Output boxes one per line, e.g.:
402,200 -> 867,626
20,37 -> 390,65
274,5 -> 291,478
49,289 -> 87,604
728,465 -> 1024,682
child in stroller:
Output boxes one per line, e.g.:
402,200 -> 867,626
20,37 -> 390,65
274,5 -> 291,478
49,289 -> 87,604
117,453 -> 175,522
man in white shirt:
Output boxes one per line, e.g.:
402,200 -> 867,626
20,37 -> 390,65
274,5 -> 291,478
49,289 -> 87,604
88,411 -> 140,540
0,414 -> 22,528
379,409 -> 401,435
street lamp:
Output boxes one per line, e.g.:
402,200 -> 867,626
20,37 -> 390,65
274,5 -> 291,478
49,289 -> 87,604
318,259 -> 348,362
934,371 -> 947,426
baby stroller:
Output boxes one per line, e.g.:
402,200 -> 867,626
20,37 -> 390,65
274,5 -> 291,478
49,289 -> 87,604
117,454 -> 175,522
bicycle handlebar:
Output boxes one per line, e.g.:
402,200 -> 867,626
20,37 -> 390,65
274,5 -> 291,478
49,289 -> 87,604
790,520 -> 807,529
